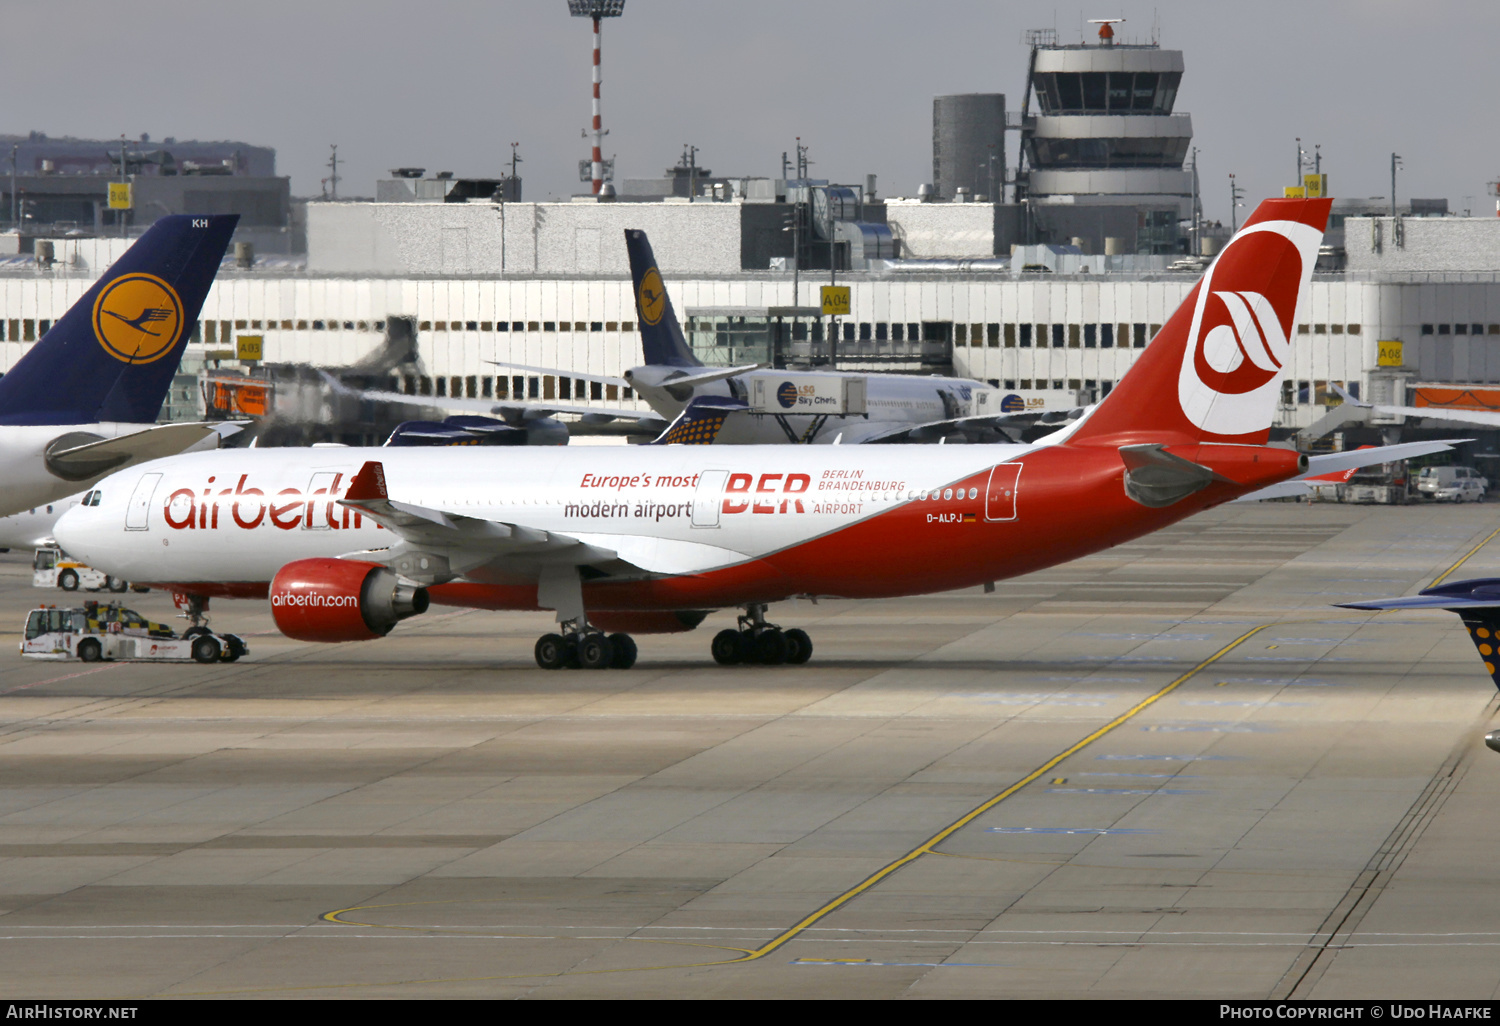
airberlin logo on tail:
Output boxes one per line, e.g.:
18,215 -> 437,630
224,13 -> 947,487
1176,220 -> 1322,437
92,273 -> 184,364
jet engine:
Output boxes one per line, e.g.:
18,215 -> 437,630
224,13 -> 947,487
269,558 -> 429,642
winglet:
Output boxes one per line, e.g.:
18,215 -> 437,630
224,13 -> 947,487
344,461 -> 388,502
1331,382 -> 1371,408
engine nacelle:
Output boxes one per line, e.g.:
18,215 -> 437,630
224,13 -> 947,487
269,558 -> 429,642
590,610 -> 708,635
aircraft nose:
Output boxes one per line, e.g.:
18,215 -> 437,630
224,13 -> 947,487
52,503 -> 91,558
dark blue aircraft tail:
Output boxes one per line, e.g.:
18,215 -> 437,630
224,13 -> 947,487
625,229 -> 701,368
0,214 -> 237,426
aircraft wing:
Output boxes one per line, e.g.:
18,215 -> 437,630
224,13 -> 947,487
334,460 -> 638,585
1329,384 -> 1500,429
44,422 -> 230,482
489,361 -> 629,389
354,387 -> 664,428
1374,405 -> 1500,428
859,407 -> 1090,445
1233,439 -> 1467,502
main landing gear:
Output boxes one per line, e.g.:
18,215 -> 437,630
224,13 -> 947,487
711,604 -> 813,666
534,625 -> 638,671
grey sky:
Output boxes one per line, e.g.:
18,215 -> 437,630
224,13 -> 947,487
7,1 -> 1497,221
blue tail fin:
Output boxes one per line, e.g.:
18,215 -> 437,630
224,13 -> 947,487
0,214 -> 238,426
624,229 -> 701,368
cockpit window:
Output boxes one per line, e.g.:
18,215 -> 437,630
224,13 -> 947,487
83,491 -> 102,507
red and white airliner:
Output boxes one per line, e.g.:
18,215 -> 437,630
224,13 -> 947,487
52,198 -> 1452,669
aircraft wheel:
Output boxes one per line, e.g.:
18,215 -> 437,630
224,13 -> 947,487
784,628 -> 813,665
77,638 -> 102,663
220,634 -> 246,662
608,633 -> 637,669
535,633 -> 567,670
754,628 -> 788,665
58,570 -> 78,592
578,634 -> 614,671
564,638 -> 582,669
191,636 -> 221,665
711,629 -> 743,665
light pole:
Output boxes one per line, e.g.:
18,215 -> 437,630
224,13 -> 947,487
9,144 -> 16,229
1391,153 -> 1403,217
1228,173 -> 1245,233
682,144 -> 698,202
568,1 -> 626,196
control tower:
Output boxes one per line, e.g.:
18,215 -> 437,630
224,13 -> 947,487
1018,22 -> 1193,254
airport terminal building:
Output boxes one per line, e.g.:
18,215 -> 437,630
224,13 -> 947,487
1,204 -> 1498,434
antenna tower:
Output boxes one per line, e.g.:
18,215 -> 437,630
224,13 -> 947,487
568,1 -> 626,195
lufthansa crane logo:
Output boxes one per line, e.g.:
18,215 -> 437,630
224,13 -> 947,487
637,267 -> 667,326
92,273 -> 184,364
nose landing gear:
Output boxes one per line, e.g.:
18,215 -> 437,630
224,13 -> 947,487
712,604 -> 813,666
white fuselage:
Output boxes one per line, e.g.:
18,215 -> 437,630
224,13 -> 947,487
55,439 -> 1046,591
0,491 -> 81,550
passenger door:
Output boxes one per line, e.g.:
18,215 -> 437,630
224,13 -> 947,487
125,473 -> 162,531
985,464 -> 1022,522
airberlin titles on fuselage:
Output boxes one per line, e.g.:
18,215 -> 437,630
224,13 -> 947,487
157,467 -> 919,532
161,473 -> 372,531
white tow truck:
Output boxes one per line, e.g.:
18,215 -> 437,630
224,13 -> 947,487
31,547 -> 134,593
20,601 -> 247,664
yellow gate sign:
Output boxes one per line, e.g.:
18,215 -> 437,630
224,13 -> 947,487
1303,173 -> 1328,198
821,285 -> 851,317
1377,340 -> 1404,367
236,334 -> 263,362
107,182 -> 133,210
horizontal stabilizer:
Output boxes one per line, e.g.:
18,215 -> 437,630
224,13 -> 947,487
1340,578 -> 1500,689
1234,439 -> 1466,502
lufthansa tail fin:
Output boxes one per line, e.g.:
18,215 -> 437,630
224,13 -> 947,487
1068,198 -> 1331,447
624,229 -> 702,368
0,214 -> 238,426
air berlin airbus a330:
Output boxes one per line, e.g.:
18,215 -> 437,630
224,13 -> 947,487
55,199 -> 1418,669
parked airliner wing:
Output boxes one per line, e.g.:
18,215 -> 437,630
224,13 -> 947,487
857,407 -> 1090,445
335,460 -> 624,581
346,386 -> 668,438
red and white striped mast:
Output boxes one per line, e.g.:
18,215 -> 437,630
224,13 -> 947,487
568,1 -> 626,195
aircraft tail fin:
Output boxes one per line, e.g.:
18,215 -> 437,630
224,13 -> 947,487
625,229 -> 701,368
1455,610 -> 1500,689
0,214 -> 238,426
1068,198 -> 1332,447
